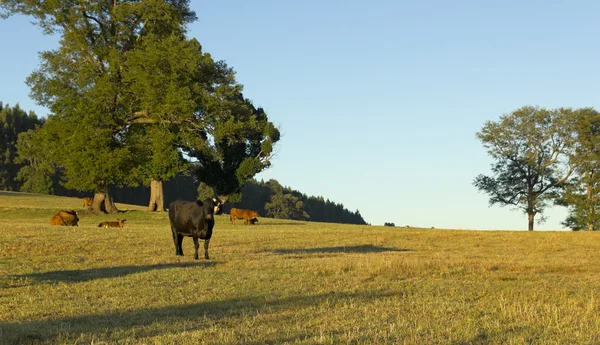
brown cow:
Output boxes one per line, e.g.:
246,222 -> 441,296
230,208 -> 260,225
82,197 -> 93,208
50,210 -> 79,226
98,219 -> 126,228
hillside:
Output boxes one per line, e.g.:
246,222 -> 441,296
2,192 -> 600,344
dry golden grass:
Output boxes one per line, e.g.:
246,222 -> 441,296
2,192 -> 600,344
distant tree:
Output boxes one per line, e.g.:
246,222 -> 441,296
16,126 -> 57,194
557,108 -> 600,231
0,103 -> 42,191
265,192 -> 310,221
473,106 -> 575,231
384,222 -> 395,227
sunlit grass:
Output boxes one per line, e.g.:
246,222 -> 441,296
2,192 -> 600,344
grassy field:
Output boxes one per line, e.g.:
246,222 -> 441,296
2,192 -> 600,344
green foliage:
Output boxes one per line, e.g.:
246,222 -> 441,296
557,108 -> 600,230
16,126 -> 57,194
196,182 -> 215,201
0,102 -> 42,191
265,192 -> 310,221
192,101 -> 281,197
1,1 -> 279,199
474,106 -> 575,230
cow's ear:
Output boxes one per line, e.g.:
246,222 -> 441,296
196,200 -> 204,206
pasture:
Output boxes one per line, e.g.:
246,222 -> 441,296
2,192 -> 600,344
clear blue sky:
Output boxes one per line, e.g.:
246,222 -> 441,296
1,1 -> 599,230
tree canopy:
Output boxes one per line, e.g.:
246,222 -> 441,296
1,0 -> 279,212
557,108 -> 600,230
474,106 -> 575,231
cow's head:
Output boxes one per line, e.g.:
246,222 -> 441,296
196,200 -> 215,221
212,196 -> 226,215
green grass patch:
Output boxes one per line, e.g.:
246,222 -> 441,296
2,192 -> 600,344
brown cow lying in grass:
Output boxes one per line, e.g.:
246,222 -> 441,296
50,210 -> 79,226
82,197 -> 93,208
98,219 -> 126,228
230,208 -> 260,225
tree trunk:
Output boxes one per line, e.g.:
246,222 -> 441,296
148,179 -> 165,212
527,213 -> 535,231
91,184 -> 119,214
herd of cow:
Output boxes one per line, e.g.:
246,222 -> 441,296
49,197 -> 262,260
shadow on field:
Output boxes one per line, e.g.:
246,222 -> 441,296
0,291 -> 394,344
270,244 -> 411,255
253,222 -> 306,226
13,261 -> 220,284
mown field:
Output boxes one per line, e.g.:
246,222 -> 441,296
2,192 -> 600,344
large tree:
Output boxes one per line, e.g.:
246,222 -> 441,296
2,1 -> 279,212
557,108 -> 600,231
473,106 -> 575,231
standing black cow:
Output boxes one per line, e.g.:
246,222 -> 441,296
168,198 -> 223,260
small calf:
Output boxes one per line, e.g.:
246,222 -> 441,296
98,219 -> 126,228
82,197 -> 93,208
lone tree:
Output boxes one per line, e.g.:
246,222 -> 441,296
2,1 -> 279,212
557,108 -> 600,231
473,106 -> 575,231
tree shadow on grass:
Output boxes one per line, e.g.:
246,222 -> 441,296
270,244 -> 412,255
12,261 -> 221,284
0,290 -> 394,345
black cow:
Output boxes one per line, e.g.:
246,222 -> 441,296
168,198 -> 223,260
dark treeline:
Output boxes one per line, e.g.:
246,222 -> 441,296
224,179 -> 367,225
0,102 -> 42,191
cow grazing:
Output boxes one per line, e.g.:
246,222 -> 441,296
168,198 -> 224,260
230,208 -> 260,225
98,219 -> 126,228
50,210 -> 79,226
82,197 -> 93,208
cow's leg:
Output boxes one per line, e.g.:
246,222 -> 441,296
172,228 -> 184,256
192,233 -> 200,260
176,234 -> 184,256
204,238 -> 210,260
